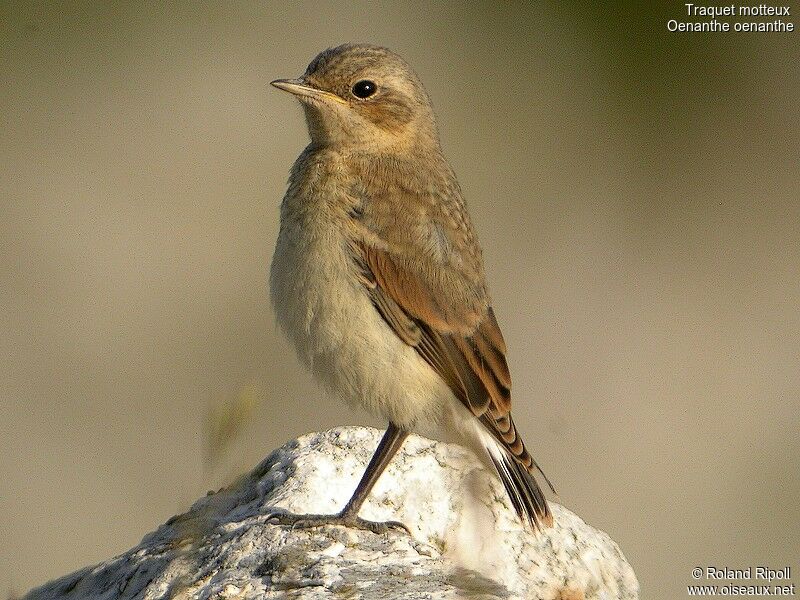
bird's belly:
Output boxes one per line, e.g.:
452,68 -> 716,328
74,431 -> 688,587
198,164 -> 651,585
270,219 -> 453,431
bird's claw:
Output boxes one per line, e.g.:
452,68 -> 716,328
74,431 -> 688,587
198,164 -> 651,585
264,509 -> 410,535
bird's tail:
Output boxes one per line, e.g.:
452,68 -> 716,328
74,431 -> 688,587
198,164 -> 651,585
480,414 -> 555,531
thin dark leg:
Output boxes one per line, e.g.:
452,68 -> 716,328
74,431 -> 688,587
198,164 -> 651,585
266,423 -> 411,534
340,422 -> 409,517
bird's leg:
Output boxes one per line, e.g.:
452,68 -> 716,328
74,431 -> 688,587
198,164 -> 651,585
266,423 -> 411,534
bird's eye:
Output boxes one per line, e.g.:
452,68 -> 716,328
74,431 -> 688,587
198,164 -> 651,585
351,80 -> 377,99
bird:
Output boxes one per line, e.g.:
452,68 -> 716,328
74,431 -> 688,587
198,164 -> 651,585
268,43 -> 554,534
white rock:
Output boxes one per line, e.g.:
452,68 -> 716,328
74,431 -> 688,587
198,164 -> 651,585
24,426 -> 639,600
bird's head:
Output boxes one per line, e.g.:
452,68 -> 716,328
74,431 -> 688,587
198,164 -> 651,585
271,44 -> 439,152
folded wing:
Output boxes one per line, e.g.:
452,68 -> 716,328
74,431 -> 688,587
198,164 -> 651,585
350,239 -> 554,529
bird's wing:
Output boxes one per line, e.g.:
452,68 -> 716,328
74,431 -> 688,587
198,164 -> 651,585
345,155 -> 553,528
350,238 -> 554,528
345,154 -> 505,416
350,238 -> 508,418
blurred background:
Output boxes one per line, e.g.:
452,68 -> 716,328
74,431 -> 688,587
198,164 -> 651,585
1,2 -> 798,598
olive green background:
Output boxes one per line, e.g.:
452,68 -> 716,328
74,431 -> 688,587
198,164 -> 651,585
2,2 -> 798,598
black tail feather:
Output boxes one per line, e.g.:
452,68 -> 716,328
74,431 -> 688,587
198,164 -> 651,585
488,450 -> 553,531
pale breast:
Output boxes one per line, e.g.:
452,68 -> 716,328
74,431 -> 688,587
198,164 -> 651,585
269,153 -> 454,430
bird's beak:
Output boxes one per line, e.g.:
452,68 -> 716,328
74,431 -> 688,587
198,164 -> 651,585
270,78 -> 346,105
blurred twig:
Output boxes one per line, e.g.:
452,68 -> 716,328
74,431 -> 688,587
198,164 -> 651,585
203,383 -> 260,469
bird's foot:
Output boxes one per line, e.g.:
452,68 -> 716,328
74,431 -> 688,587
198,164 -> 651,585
265,509 -> 410,535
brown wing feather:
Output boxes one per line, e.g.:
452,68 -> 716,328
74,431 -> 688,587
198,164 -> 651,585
363,244 -> 479,334
344,150 -> 552,528
351,240 -> 554,529
355,241 -> 514,418
357,243 -> 499,415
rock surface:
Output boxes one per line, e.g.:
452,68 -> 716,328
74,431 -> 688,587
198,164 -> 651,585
24,427 -> 639,599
